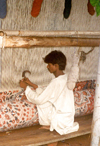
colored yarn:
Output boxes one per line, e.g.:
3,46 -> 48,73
87,0 -> 95,16
0,0 -> 7,19
31,0 -> 43,17
63,0 -> 72,19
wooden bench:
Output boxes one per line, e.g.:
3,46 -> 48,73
0,114 -> 93,146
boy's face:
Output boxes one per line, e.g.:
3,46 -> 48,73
47,63 -> 58,73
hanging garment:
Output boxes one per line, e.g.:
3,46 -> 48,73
0,0 -> 7,19
31,0 -> 43,17
63,0 -> 72,19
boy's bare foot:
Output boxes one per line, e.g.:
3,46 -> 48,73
40,126 -> 50,130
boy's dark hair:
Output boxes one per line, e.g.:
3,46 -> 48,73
44,50 -> 67,70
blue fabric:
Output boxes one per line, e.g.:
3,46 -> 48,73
0,0 -> 7,19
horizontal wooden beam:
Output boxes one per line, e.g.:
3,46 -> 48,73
1,30 -> 100,38
0,30 -> 100,48
2,36 -> 100,48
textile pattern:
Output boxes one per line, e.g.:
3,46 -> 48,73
0,90 -> 38,132
74,80 -> 95,116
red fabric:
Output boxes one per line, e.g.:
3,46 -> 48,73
31,0 -> 43,17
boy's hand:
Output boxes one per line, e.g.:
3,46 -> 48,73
22,77 -> 38,89
21,94 -> 27,101
24,77 -> 31,85
19,80 -> 27,90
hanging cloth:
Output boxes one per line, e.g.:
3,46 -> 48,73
0,0 -> 7,19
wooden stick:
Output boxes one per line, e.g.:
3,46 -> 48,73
2,36 -> 100,48
1,30 -> 100,38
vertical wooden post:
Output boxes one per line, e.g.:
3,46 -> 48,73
91,47 -> 100,146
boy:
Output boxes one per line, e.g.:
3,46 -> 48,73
20,50 -> 79,135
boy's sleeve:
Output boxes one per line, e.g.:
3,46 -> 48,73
25,86 -> 44,104
25,80 -> 60,105
67,53 -> 80,90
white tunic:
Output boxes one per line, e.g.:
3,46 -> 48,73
25,73 -> 79,135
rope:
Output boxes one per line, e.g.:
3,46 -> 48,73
80,47 -> 94,63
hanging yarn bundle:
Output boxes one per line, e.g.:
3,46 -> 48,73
63,0 -> 72,19
87,0 -> 95,16
31,0 -> 44,17
0,0 -> 7,19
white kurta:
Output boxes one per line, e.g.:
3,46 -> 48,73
25,74 -> 79,135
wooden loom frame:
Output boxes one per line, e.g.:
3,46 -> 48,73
0,30 -> 100,146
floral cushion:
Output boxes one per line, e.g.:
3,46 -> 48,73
74,80 -> 96,117
74,80 -> 96,91
74,89 -> 95,117
0,90 -> 39,132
